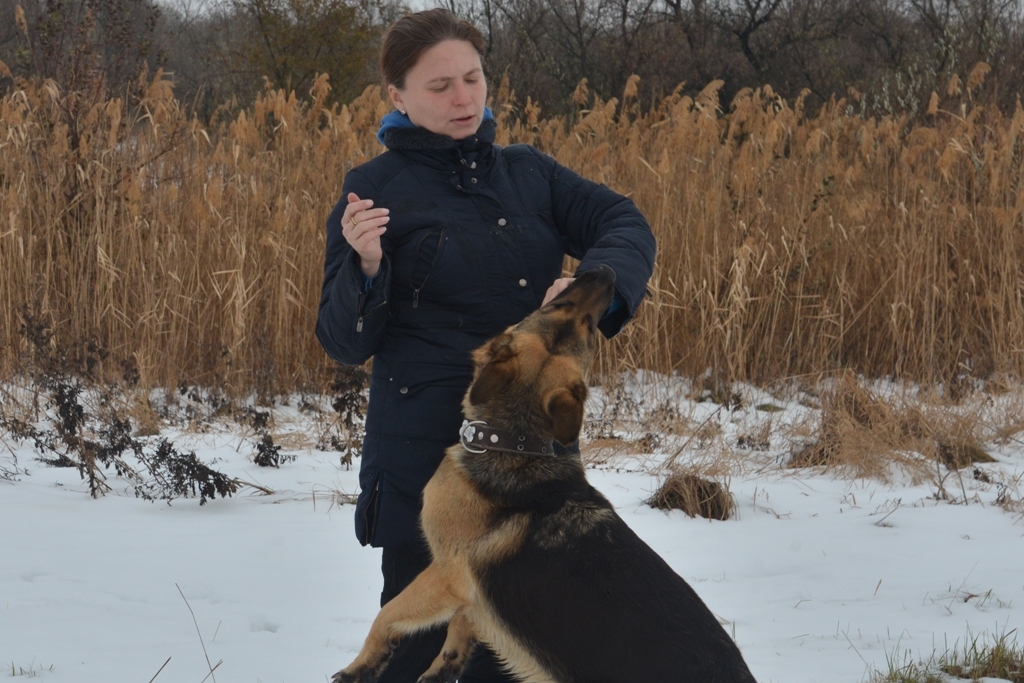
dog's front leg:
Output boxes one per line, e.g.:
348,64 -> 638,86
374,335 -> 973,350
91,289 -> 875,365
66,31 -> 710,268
417,609 -> 479,683
332,563 -> 464,683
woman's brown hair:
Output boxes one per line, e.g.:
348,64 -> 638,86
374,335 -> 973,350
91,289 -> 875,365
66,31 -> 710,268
380,9 -> 486,90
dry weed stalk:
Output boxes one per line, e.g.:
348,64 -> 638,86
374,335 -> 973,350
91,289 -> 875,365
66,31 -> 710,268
3,66 -> 1024,394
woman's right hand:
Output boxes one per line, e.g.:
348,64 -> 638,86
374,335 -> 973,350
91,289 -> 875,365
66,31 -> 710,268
341,192 -> 389,277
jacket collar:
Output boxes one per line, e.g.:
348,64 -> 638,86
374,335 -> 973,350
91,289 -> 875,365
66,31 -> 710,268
377,107 -> 496,149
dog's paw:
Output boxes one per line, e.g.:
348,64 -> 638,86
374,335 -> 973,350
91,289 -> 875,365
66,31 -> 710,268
415,669 -> 460,683
416,645 -> 473,683
331,654 -> 390,683
330,666 -> 376,683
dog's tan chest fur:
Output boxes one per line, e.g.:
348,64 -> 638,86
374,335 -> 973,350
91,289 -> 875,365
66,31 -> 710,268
421,448 -> 530,568
421,450 -> 490,559
419,449 -> 560,681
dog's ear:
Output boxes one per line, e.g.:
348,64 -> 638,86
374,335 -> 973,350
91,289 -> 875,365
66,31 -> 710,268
469,334 -> 516,406
544,382 -> 587,446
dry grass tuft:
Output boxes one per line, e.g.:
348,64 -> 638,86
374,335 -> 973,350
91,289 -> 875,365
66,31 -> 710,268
784,372 -> 1006,481
870,627 -> 1024,683
936,439 -> 994,469
582,437 -> 631,465
124,394 -> 163,438
647,470 -> 735,520
787,374 -> 911,476
582,434 -> 664,468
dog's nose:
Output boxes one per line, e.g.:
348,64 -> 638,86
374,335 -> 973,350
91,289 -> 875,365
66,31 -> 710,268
576,265 -> 617,303
579,264 -> 616,286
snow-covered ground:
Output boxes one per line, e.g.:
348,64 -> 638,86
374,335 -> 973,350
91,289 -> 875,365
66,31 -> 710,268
2,379 -> 1023,683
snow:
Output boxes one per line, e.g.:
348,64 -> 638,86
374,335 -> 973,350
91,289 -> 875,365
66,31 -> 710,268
2,381 -> 1023,683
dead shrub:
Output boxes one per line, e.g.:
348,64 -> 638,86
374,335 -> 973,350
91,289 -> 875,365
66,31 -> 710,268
926,406 -> 995,469
787,374 -> 910,476
647,470 -> 735,520
937,440 -> 995,469
582,436 -> 630,466
787,373 -> 999,480
581,434 -> 663,468
737,421 -> 771,451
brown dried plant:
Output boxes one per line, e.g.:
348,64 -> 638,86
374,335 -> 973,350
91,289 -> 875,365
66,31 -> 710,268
4,65 -> 1024,396
787,373 -> 995,480
647,469 -> 736,521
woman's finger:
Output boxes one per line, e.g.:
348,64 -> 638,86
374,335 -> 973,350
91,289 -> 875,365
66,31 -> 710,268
342,204 -> 376,231
341,193 -> 387,273
350,223 -> 388,249
345,211 -> 389,240
342,195 -> 375,229
542,277 -> 575,306
343,207 -> 389,239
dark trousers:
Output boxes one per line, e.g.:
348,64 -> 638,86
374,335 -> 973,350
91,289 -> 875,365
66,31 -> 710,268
378,545 -> 519,683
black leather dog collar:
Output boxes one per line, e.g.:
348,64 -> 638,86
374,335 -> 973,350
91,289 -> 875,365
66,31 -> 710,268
459,420 -> 555,456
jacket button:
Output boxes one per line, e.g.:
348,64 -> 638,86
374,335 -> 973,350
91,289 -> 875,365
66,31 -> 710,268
519,279 -> 528,287
470,161 -> 477,169
399,386 -> 408,394
470,177 -> 478,184
498,218 -> 507,226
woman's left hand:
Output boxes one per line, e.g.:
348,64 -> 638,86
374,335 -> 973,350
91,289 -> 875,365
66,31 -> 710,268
542,278 -> 575,306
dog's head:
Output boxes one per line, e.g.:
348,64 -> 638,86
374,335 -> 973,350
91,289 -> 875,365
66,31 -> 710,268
464,266 -> 617,446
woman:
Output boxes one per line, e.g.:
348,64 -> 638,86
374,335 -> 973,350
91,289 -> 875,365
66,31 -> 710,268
316,9 -> 656,682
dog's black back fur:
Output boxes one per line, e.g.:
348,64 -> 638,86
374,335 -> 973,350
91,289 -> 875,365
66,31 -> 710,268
471,455 -> 758,683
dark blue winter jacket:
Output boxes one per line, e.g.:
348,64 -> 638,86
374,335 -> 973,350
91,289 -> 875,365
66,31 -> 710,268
316,115 -> 656,549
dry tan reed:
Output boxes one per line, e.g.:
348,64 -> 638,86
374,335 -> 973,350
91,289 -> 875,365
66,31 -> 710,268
1,72 -> 384,394
3,66 -> 1024,394
544,78 -> 1024,387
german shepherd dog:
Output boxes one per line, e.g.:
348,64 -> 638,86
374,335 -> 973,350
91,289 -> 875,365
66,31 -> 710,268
334,265 -> 757,683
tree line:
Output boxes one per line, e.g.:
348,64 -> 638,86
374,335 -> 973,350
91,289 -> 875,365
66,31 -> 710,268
1,0 -> 1022,120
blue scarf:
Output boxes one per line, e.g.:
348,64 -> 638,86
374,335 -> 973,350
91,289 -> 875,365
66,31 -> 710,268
376,107 -> 495,147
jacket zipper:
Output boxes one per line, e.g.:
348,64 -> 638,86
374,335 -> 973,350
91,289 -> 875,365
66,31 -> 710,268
410,228 -> 445,309
364,477 -> 382,543
355,292 -> 387,333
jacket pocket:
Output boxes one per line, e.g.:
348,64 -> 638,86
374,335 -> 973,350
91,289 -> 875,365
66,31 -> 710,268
356,474 -> 383,546
390,361 -> 474,441
398,361 -> 474,393
409,227 -> 447,309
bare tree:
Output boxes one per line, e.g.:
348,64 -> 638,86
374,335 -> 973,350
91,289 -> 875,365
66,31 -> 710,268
1,0 -> 165,92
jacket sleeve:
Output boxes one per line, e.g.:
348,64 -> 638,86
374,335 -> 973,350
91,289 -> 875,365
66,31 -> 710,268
315,170 -> 392,365
538,149 -> 657,338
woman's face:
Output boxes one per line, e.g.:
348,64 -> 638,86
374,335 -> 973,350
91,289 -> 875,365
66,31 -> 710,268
389,39 -> 487,140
